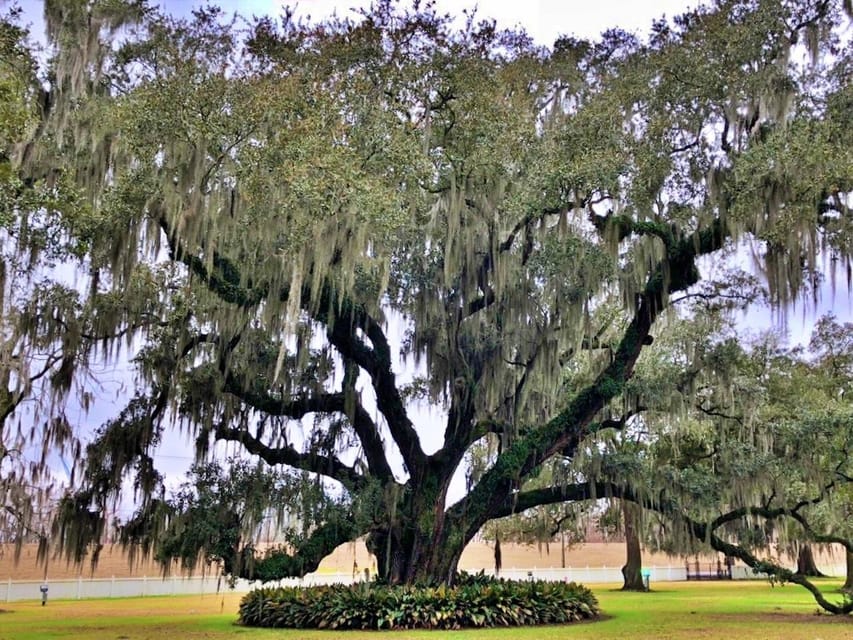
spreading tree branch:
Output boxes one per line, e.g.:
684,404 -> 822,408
212,422 -> 365,490
220,369 -> 394,482
157,213 -> 267,308
157,214 -> 422,476
447,217 -> 728,540
325,300 -> 426,475
496,480 -> 853,614
787,511 -> 853,554
686,518 -> 853,615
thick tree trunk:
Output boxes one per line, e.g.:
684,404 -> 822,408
494,534 -> 502,576
366,470 -> 468,585
367,524 -> 465,585
795,545 -> 825,577
842,549 -> 853,593
621,500 -> 646,591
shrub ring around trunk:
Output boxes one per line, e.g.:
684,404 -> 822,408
238,574 -> 600,630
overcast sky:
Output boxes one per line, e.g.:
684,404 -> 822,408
16,0 -> 703,43
160,0 -> 701,44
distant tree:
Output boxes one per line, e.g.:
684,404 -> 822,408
634,316 -> 853,613
619,500 -> 645,590
115,459 -> 314,579
795,545 -> 825,577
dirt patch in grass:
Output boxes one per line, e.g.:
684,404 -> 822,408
710,611 -> 852,625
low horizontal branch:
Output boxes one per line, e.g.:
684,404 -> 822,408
213,423 -> 364,490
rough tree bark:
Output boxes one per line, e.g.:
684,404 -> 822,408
842,549 -> 853,593
795,545 -> 825,577
364,473 -> 465,585
621,500 -> 646,591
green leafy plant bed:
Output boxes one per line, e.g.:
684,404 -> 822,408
238,576 -> 600,630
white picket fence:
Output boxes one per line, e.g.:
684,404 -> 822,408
1,564 -> 845,602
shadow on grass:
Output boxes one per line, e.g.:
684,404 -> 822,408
706,611 -> 852,625
603,588 -> 679,594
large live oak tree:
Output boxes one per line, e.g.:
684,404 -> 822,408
11,0 -> 853,609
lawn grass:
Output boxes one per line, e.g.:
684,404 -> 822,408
0,580 -> 850,639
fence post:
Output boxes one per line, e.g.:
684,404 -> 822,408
77,576 -> 82,599
142,575 -> 147,597
110,576 -> 115,598
6,577 -> 10,602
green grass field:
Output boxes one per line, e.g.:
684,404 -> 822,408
0,580 -> 850,639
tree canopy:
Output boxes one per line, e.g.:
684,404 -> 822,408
3,0 -> 853,613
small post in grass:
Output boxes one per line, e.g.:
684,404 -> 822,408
641,568 -> 651,592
